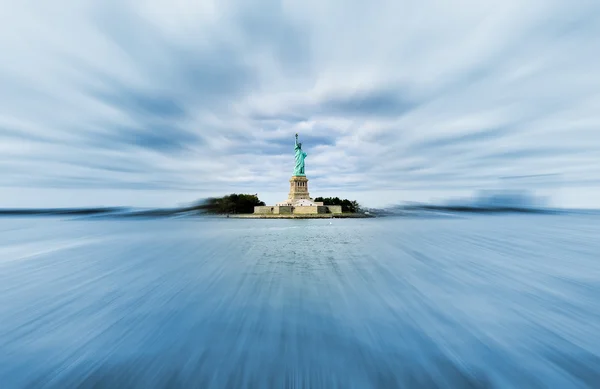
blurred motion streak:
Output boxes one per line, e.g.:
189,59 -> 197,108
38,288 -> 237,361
1,215 -> 600,388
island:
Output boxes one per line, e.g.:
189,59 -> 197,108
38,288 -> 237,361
234,134 -> 369,218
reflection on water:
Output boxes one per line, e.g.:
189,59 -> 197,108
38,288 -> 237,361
0,215 -> 599,388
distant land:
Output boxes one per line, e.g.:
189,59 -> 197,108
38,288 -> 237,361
1,206 -> 597,218
0,205 -> 592,218
0,193 -> 365,218
1,189 -> 595,218
0,207 -> 203,218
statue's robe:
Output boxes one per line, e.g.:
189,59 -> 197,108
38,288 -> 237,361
294,144 -> 307,175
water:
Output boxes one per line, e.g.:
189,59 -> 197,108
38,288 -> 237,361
0,215 -> 599,388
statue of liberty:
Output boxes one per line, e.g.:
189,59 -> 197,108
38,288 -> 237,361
294,133 -> 307,176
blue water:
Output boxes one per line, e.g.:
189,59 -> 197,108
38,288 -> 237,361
0,215 -> 599,388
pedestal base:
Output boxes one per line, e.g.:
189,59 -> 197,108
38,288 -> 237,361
254,175 -> 341,215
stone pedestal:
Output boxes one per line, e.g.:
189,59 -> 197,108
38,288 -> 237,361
288,175 -> 311,200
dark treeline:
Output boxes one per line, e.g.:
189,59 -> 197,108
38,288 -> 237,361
314,197 -> 360,213
190,194 -> 265,214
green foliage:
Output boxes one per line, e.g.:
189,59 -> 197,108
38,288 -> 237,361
193,194 -> 265,214
314,197 -> 361,213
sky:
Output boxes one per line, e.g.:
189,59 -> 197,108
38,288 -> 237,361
1,0 -> 599,209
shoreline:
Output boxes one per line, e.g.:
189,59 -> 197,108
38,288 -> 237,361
226,213 -> 373,219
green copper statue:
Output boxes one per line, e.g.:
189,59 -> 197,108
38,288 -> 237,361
294,133 -> 307,176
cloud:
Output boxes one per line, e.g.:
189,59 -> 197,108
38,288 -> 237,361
0,0 -> 599,208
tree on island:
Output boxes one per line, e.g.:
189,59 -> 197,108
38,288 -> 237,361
314,197 -> 361,213
190,194 -> 265,214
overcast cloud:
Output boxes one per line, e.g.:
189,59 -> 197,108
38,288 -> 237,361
1,0 -> 599,208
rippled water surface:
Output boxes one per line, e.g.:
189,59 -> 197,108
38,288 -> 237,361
1,215 -> 599,388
